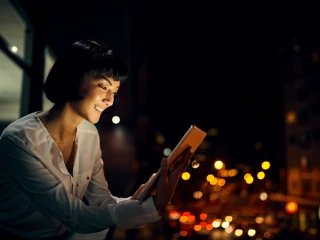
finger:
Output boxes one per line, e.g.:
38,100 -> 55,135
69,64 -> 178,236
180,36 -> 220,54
177,146 -> 191,161
157,158 -> 168,192
166,175 -> 180,201
167,151 -> 192,193
151,188 -> 157,196
139,183 -> 145,192
181,152 -> 193,172
183,146 -> 192,155
167,165 -> 184,193
181,146 -> 191,161
172,146 -> 191,165
147,173 -> 156,183
171,148 -> 191,174
131,183 -> 146,200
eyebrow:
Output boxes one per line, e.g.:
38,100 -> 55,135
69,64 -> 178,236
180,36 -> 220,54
95,74 -> 120,88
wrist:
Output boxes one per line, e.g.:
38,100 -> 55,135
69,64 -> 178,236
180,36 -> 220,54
152,195 -> 166,212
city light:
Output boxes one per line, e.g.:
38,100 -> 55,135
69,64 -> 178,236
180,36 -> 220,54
182,172 -> 190,180
214,160 -> 224,170
11,46 -> 18,52
111,116 -> 120,124
261,161 -> 270,170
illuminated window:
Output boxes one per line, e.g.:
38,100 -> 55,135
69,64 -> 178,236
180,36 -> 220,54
0,0 -> 26,60
300,156 -> 311,171
0,0 -> 28,122
0,51 -> 23,121
286,111 -> 297,124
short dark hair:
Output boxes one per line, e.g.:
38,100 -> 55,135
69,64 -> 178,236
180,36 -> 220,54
44,40 -> 128,107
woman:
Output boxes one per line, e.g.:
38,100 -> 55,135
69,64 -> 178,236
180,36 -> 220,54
0,40 -> 192,239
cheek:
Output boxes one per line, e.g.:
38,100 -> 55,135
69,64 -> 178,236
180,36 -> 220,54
78,86 -> 89,97
79,85 -> 98,100
78,79 -> 94,97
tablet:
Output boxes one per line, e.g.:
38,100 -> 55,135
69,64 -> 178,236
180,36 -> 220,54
138,125 -> 207,201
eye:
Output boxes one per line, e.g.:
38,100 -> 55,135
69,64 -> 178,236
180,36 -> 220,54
98,84 -> 107,90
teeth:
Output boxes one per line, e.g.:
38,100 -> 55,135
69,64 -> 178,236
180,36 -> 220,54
94,104 -> 103,112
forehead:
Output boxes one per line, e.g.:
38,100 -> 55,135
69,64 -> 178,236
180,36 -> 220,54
84,73 -> 121,88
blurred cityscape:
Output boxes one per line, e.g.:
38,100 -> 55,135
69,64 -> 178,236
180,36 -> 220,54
104,114 -> 319,240
0,1 -> 320,240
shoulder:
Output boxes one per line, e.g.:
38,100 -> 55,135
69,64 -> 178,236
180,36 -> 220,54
0,112 -> 46,149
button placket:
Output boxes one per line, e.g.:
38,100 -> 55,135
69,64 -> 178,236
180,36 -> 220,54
56,149 -> 69,176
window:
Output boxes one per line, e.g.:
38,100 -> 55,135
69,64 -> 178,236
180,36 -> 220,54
300,156 -> 311,171
0,51 -> 23,121
0,0 -> 30,122
0,0 -> 27,60
286,111 -> 297,124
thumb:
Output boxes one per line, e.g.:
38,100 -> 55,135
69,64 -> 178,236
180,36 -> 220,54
148,173 -> 156,183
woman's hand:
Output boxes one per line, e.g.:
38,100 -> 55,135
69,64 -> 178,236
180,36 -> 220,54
131,173 -> 157,200
153,146 -> 192,211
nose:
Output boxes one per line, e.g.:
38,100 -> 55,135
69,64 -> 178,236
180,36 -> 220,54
102,90 -> 114,106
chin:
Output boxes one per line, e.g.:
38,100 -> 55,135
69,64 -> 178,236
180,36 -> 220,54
88,118 -> 100,124
84,114 -> 100,124
84,110 -> 102,124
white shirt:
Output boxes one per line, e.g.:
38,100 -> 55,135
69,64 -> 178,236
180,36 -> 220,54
0,112 -> 161,239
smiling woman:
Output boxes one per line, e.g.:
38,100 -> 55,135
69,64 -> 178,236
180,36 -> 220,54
44,40 -> 127,108
0,39 -> 193,240
66,72 -> 121,124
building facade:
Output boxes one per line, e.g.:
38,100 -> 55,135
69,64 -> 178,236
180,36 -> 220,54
280,25 -> 320,236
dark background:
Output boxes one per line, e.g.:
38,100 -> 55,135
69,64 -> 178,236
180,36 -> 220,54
16,0 -> 318,174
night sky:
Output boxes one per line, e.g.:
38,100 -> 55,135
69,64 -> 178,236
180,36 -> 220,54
145,10 -> 314,170
18,0 -> 317,171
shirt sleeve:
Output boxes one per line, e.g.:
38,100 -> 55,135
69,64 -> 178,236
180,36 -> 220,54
84,146 -> 131,205
0,135 -> 160,233
84,146 -> 161,229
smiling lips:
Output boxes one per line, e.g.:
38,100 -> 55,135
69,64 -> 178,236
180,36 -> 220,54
94,104 -> 104,112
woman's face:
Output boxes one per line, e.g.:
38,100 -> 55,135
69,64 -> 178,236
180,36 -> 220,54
71,72 -> 120,124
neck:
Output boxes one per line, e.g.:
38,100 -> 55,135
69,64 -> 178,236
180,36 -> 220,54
39,103 -> 83,141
